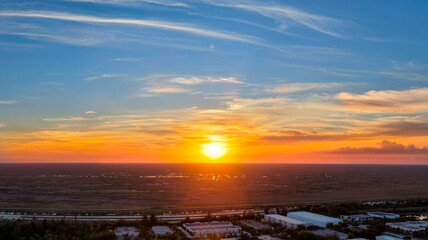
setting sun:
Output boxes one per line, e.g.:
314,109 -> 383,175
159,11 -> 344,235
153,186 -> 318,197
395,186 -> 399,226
202,142 -> 227,158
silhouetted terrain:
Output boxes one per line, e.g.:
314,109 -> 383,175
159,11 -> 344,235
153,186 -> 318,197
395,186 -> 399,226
0,164 -> 427,209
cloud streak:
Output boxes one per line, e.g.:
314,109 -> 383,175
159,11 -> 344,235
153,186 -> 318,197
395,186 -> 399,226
86,74 -> 124,81
170,76 -> 244,85
69,0 -> 189,7
202,0 -> 346,38
337,88 -> 428,113
267,82 -> 349,93
0,11 -> 260,44
330,140 -> 428,154
0,100 -> 17,104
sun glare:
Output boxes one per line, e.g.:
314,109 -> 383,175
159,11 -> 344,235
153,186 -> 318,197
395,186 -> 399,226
202,142 -> 227,158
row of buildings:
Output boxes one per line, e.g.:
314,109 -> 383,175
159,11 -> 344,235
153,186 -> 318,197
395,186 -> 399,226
340,212 -> 400,223
182,221 -> 242,237
386,221 -> 428,233
265,211 -> 343,228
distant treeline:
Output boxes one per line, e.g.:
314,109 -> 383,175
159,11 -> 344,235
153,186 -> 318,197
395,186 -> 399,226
0,219 -> 117,240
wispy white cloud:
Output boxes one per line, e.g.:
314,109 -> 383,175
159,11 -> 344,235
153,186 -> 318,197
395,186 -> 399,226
291,46 -> 350,56
0,100 -> 17,104
202,0 -> 347,38
391,61 -> 428,71
86,74 -> 124,81
113,58 -> 137,62
227,97 -> 287,111
0,123 -> 6,128
69,0 -> 189,8
3,31 -> 103,46
43,117 -> 89,121
318,68 -> 358,78
0,11 -> 260,44
267,82 -> 349,93
85,111 -> 96,114
337,87 -> 428,113
170,76 -> 244,85
378,71 -> 428,82
136,75 -> 245,96
143,86 -> 191,93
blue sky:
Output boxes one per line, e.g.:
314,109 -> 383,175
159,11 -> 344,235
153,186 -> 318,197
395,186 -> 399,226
0,0 -> 428,163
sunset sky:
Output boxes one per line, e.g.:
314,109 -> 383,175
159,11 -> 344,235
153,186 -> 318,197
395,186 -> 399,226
0,0 -> 428,163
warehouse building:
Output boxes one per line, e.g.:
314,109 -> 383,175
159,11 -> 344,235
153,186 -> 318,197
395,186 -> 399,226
240,219 -> 271,231
287,211 -> 342,227
152,226 -> 174,236
115,227 -> 140,240
340,214 -> 372,222
311,229 -> 348,240
376,235 -> 402,240
367,212 -> 400,219
264,214 -> 309,229
183,221 -> 241,237
386,221 -> 428,233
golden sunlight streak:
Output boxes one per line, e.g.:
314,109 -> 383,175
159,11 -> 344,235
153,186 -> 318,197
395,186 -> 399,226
202,142 -> 227,158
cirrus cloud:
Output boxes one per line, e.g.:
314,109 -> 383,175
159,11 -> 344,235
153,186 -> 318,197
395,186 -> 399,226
337,87 -> 428,113
0,100 -> 17,104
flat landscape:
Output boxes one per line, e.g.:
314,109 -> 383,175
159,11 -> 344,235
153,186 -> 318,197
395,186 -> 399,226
1,164 -> 427,210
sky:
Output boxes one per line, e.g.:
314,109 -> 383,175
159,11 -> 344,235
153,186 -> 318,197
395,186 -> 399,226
0,0 -> 428,164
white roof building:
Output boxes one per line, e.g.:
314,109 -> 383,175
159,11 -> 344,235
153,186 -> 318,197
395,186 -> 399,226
152,226 -> 174,235
287,211 -> 342,227
265,214 -> 309,229
386,221 -> 428,232
183,221 -> 241,237
376,235 -> 402,240
115,227 -> 140,240
368,212 -> 400,219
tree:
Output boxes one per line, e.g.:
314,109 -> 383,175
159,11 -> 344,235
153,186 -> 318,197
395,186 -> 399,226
297,231 -> 317,240
150,214 -> 157,226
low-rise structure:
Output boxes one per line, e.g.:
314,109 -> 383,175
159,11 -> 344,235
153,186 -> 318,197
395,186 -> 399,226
183,221 -> 241,237
287,211 -> 342,227
152,226 -> 174,236
376,235 -> 402,240
341,214 -> 372,222
311,229 -> 348,240
258,235 -> 281,240
240,219 -> 271,231
386,221 -> 428,233
264,214 -> 309,229
368,212 -> 400,219
115,227 -> 140,240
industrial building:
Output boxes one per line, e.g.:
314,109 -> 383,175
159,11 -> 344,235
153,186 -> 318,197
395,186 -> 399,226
115,227 -> 140,240
340,214 -> 372,222
240,219 -> 271,231
264,214 -> 309,229
311,229 -> 348,240
367,212 -> 400,219
183,221 -> 241,237
287,211 -> 342,227
386,221 -> 428,233
376,235 -> 402,240
152,226 -> 174,236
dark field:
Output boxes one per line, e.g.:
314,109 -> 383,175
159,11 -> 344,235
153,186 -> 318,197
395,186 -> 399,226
0,164 -> 427,209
